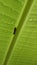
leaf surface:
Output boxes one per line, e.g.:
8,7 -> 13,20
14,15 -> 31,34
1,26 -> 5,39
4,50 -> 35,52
6,0 -> 37,65
0,0 -> 27,65
0,0 -> 37,65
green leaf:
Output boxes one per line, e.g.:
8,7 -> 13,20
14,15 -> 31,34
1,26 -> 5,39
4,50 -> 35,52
0,0 -> 27,65
0,0 -> 37,65
7,0 -> 37,65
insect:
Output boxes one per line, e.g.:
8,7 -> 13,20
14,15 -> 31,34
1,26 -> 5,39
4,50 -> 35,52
13,27 -> 17,34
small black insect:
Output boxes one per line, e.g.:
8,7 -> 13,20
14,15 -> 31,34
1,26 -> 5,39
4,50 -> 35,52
13,27 -> 16,34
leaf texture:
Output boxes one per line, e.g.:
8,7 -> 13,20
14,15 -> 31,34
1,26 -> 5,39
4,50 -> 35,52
0,0 -> 27,65
0,0 -> 37,65
6,0 -> 37,65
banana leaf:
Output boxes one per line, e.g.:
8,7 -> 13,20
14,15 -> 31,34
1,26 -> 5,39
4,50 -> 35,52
0,0 -> 37,65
